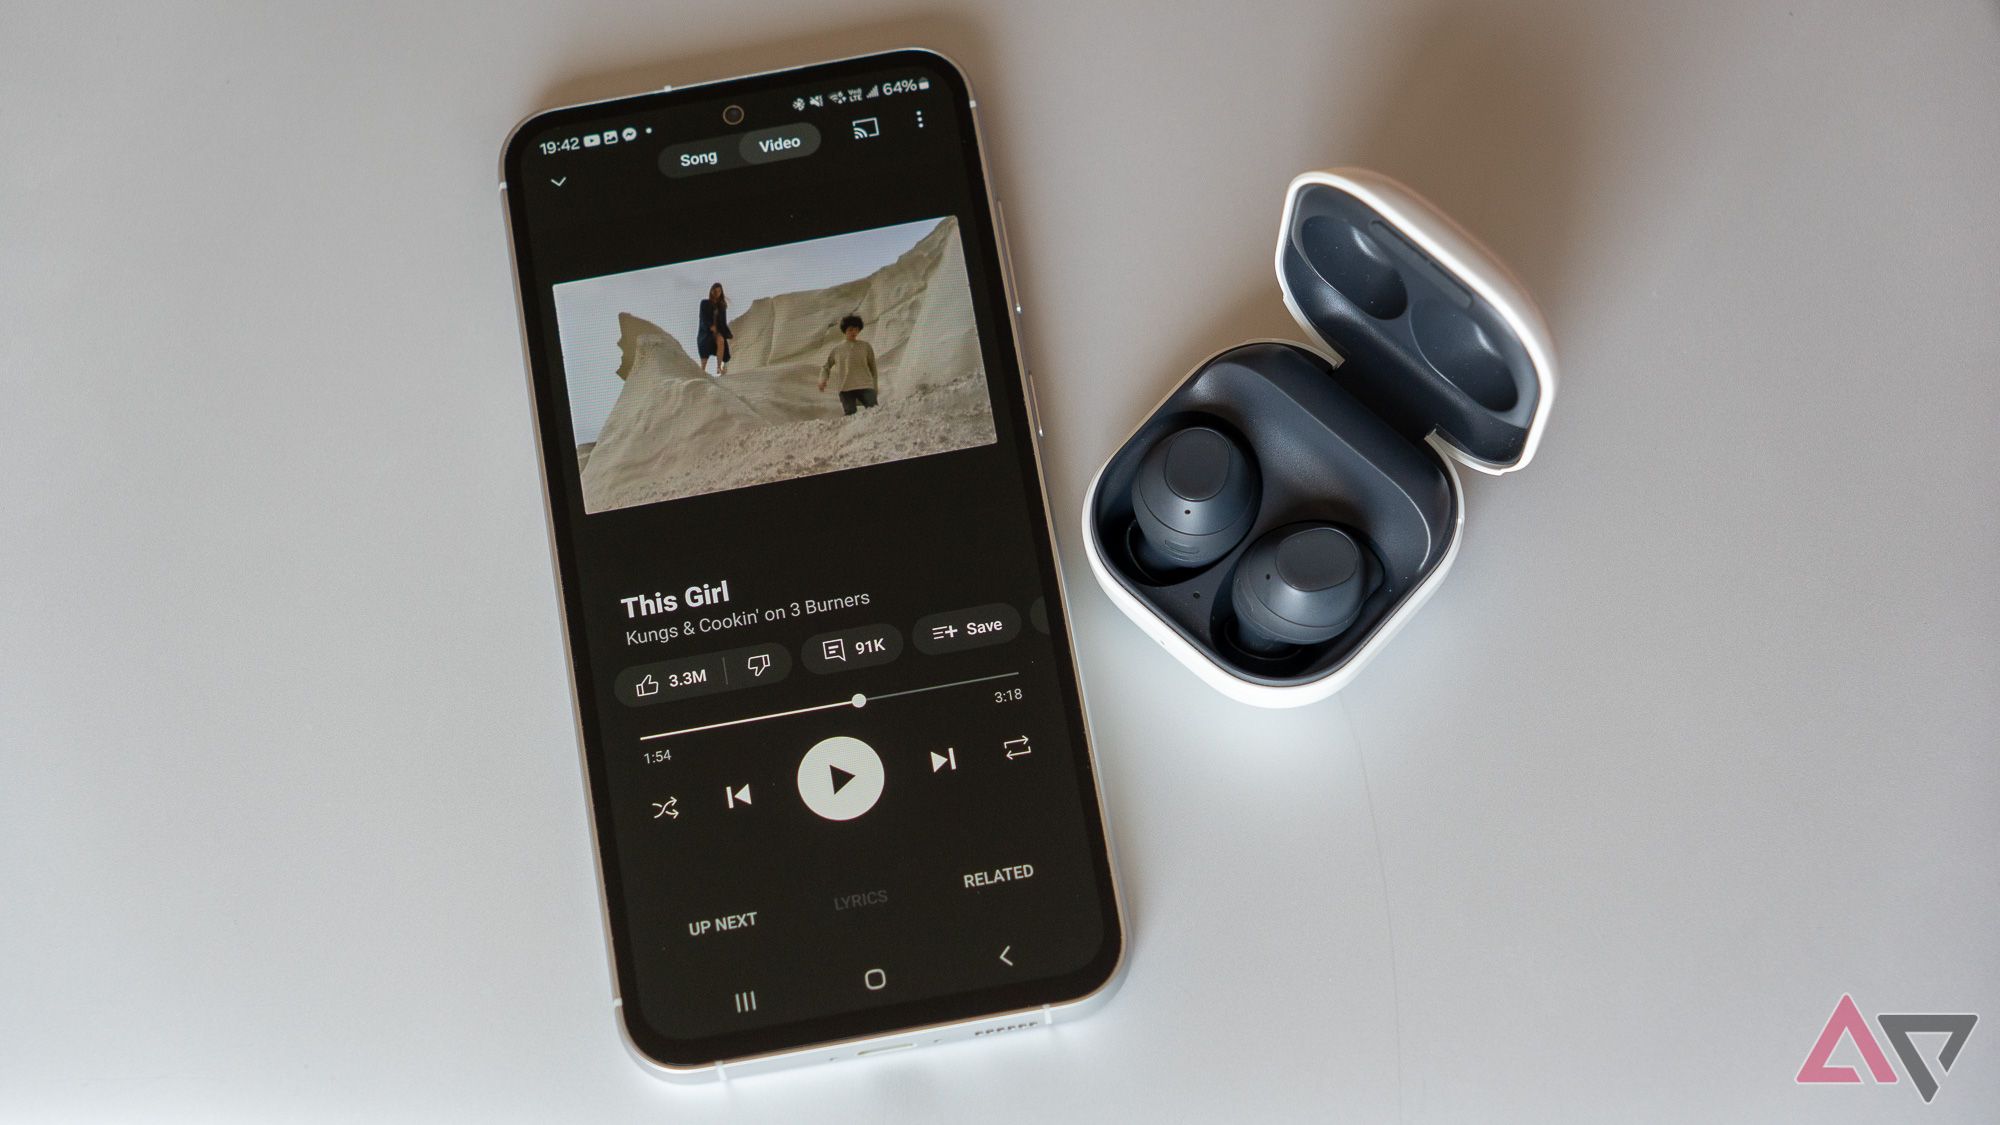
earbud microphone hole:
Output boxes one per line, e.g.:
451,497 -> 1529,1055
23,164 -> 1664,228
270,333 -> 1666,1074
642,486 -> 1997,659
1127,424 -> 1260,576
1228,522 -> 1381,656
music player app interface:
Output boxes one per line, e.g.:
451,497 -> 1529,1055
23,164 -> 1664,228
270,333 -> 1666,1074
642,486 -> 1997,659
505,53 -> 1120,1061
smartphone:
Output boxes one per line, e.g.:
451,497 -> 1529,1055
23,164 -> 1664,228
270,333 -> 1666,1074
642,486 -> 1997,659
499,49 -> 1124,1078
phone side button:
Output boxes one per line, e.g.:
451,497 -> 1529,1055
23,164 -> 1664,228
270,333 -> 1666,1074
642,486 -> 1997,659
1026,372 -> 1045,438
995,199 -> 1024,317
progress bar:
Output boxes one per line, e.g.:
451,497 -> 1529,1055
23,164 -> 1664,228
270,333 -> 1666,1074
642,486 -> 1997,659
637,672 -> 1020,742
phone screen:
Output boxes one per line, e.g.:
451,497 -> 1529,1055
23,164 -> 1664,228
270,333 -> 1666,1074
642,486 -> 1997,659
502,51 -> 1121,1067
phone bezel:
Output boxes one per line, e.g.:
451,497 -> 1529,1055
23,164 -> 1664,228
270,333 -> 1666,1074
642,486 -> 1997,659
499,48 -> 1125,1073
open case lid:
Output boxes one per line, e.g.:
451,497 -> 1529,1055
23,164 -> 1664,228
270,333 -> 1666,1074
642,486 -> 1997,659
1274,168 -> 1556,474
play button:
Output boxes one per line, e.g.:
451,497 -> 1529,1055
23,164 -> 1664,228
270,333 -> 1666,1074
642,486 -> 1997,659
796,736 -> 884,821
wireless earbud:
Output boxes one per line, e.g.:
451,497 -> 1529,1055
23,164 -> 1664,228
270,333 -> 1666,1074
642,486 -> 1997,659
1229,523 -> 1381,655
1126,424 -> 1382,655
1129,425 -> 1260,573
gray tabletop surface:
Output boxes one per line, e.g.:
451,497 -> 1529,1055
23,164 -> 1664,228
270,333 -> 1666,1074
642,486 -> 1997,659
4,2 -> 1996,1121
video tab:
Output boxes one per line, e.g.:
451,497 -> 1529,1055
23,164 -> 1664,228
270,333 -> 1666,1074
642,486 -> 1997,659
739,123 -> 822,165
913,603 -> 1022,655
802,623 -> 903,674
615,641 -> 791,707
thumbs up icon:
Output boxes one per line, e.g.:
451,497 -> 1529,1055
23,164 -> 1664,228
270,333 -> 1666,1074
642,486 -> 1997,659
634,674 -> 661,698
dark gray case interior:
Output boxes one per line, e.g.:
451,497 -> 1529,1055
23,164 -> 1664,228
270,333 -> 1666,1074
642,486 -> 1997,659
1280,183 -> 1540,466
1088,182 -> 1542,686
1090,343 -> 1457,685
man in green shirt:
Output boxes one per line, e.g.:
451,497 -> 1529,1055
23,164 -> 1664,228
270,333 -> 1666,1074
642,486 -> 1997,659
818,314 -> 879,415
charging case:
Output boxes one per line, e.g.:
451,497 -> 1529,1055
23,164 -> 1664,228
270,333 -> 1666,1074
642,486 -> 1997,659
1082,168 -> 1556,707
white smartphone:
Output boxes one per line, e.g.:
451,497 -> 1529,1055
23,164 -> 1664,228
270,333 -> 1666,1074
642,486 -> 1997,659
500,49 -> 1124,1079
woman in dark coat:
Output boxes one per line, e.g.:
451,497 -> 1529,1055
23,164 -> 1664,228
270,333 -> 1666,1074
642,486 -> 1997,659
697,283 -> 732,375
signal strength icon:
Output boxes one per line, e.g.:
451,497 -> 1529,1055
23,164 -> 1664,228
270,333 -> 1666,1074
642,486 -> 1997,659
866,85 -> 880,98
